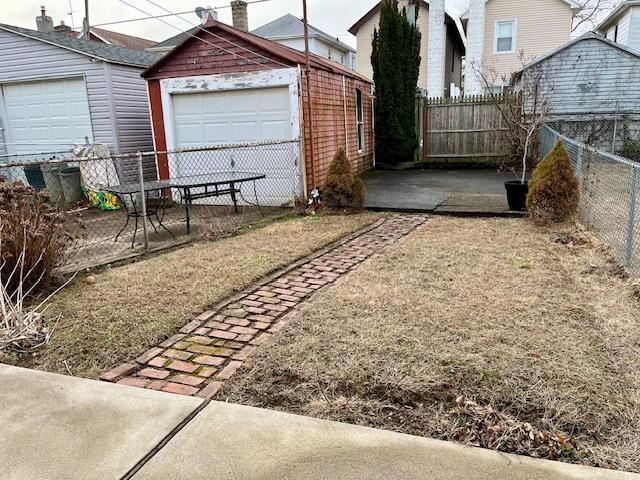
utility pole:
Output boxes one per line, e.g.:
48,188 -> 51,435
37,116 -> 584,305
302,0 -> 315,190
83,0 -> 90,39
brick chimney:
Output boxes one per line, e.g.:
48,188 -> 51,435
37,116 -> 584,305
54,20 -> 73,35
426,0 -> 446,98
463,0 -> 486,95
36,6 -> 54,33
231,0 -> 248,31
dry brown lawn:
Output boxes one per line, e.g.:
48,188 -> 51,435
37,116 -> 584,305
222,216 -> 640,472
0,212 -> 381,379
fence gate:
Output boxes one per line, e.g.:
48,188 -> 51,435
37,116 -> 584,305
416,94 -> 517,165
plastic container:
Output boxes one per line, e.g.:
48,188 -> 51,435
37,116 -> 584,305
41,163 -> 67,204
23,164 -> 46,190
59,166 -> 82,204
504,180 -> 529,212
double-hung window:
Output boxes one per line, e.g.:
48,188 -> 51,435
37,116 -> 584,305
495,20 -> 516,54
355,89 -> 365,153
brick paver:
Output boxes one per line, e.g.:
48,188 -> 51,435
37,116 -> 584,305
100,215 -> 427,397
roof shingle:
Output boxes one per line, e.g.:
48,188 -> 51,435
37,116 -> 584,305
0,23 -> 160,67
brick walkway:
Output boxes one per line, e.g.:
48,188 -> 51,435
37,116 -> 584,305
101,215 -> 427,398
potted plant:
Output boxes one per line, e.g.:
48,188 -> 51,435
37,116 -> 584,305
471,57 -> 550,212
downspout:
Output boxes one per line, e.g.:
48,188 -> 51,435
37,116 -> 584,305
371,84 -> 376,168
343,75 -> 349,156
302,0 -> 316,191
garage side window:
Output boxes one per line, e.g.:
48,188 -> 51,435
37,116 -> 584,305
356,88 -> 365,153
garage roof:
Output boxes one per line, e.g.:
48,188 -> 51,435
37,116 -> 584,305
142,19 -> 372,83
0,23 -> 160,68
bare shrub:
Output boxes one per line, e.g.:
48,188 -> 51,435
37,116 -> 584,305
0,178 -> 68,295
527,139 -> 580,223
323,149 -> 367,209
0,226 -> 74,353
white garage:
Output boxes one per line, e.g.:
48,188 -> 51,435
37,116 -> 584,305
160,70 -> 303,206
2,77 -> 93,154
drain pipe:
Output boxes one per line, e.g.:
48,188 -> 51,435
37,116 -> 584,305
343,75 -> 349,156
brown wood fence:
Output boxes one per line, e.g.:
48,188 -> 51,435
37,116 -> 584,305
416,93 -> 519,165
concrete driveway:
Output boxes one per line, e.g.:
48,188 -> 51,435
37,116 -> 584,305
364,169 -> 518,214
1,364 -> 637,480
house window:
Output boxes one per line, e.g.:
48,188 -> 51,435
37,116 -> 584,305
356,89 -> 365,153
495,20 -> 516,54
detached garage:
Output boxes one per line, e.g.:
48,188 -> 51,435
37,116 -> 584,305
142,19 -> 374,202
0,23 -> 158,168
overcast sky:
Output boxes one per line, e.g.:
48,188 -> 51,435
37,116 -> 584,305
1,0 -> 469,47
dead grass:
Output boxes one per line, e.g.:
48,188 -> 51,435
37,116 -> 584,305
0,212 -> 381,379
222,216 -> 640,472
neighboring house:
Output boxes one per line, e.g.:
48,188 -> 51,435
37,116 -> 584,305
512,32 -> 640,118
35,7 -> 156,50
596,0 -> 640,52
252,14 -> 356,69
142,19 -> 374,204
348,0 -> 466,97
463,0 -> 581,94
0,23 -> 159,179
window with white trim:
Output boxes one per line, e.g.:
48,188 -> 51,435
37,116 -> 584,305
495,20 -> 516,53
356,88 -> 365,153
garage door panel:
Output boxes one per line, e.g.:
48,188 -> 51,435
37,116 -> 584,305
2,77 -> 92,154
171,86 -> 299,206
262,120 -> 290,138
203,123 -> 231,144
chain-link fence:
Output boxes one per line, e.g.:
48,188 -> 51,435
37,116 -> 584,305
540,124 -> 639,275
0,140 -> 301,270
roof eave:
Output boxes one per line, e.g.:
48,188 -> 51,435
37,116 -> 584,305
595,0 -> 640,31
513,32 -> 640,77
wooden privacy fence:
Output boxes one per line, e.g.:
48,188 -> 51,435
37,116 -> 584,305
416,93 -> 519,165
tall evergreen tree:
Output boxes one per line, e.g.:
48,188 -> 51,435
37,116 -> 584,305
371,0 -> 421,165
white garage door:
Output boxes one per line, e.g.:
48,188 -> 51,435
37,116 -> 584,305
171,87 -> 300,206
2,77 -> 92,154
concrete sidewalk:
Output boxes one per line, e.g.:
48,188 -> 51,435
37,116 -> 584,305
1,364 -> 637,480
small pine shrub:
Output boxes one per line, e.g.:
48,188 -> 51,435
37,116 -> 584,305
323,148 -> 367,209
526,139 -> 580,223
0,178 -> 68,296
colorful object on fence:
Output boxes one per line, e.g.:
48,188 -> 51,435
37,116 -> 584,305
83,187 -> 122,211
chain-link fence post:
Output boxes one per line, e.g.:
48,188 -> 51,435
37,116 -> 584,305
137,151 -> 149,250
626,165 -> 638,268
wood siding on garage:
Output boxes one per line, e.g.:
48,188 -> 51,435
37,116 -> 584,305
301,69 -> 374,189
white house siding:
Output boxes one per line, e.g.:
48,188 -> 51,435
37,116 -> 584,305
108,63 -> 154,154
617,9 -> 633,46
270,37 -> 354,69
522,38 -> 640,118
630,7 -> 640,51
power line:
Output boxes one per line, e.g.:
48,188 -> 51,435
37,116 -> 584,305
137,0 -> 291,69
116,0 -> 285,70
94,0 -> 270,28
92,9 -> 196,27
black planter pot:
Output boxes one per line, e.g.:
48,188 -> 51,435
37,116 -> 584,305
505,180 -> 529,212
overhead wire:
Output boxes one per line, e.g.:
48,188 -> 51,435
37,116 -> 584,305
93,0 -> 271,27
116,0 -> 283,69
137,0 -> 291,69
